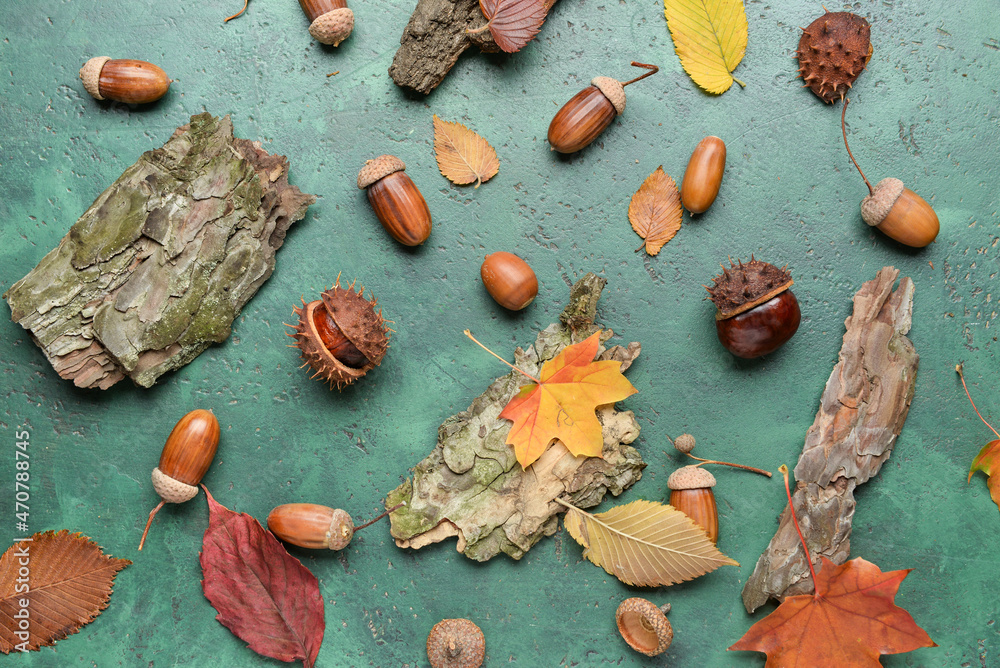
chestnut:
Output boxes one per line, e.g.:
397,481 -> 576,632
706,258 -> 800,359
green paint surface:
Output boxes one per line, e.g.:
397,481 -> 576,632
0,1 -> 997,665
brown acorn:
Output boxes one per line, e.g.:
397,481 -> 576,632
796,11 -> 872,103
268,503 -> 355,550
358,155 -> 433,246
667,465 -> 718,543
706,257 -> 801,359
481,252 -> 538,311
681,136 -> 726,214
80,57 -> 171,104
287,279 -> 390,389
299,0 -> 354,46
547,62 -> 658,154
616,598 -> 673,657
426,619 -> 485,668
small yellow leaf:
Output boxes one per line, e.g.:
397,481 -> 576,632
663,0 -> 748,94
433,115 -> 500,188
628,166 -> 682,255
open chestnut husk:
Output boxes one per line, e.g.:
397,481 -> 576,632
706,258 -> 800,359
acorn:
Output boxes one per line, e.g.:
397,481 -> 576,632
547,61 -> 659,154
705,257 -> 801,359
795,10 -> 872,104
268,503 -> 355,550
842,99 -> 940,248
138,409 -> 220,550
426,619 -> 485,668
480,252 -> 538,311
616,598 -> 673,657
287,278 -> 390,390
667,465 -> 718,543
80,57 -> 171,104
681,136 -> 726,214
299,0 -> 354,46
358,155 -> 432,246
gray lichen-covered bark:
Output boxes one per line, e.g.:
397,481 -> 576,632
386,273 -> 645,561
741,267 -> 919,612
4,113 -> 315,390
389,0 -> 555,94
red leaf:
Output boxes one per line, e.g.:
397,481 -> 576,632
199,487 -> 324,668
730,557 -> 936,666
479,0 -> 547,53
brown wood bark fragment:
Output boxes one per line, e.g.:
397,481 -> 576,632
741,267 -> 919,612
389,0 -> 556,94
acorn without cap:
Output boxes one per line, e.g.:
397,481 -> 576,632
358,155 -> 432,246
426,618 -> 485,668
616,598 -> 673,657
80,57 -> 170,104
667,465 -> 718,544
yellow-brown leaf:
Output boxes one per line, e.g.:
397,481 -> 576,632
629,166 -> 682,255
433,115 -> 499,188
663,0 -> 748,94
0,531 -> 130,653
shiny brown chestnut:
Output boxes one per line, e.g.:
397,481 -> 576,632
358,155 -> 432,246
481,252 -> 538,310
681,136 -> 726,214
706,258 -> 800,359
548,62 -> 658,154
80,57 -> 171,104
299,0 -> 354,46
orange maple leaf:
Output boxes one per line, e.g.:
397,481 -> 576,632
730,556 -> 936,666
499,331 -> 636,468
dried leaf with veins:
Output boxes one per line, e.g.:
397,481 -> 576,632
957,364 -> 1000,512
0,531 -> 130,653
433,115 -> 499,188
200,487 -> 324,668
557,498 -> 737,586
629,166 -> 682,255
472,0 -> 547,53
663,0 -> 748,94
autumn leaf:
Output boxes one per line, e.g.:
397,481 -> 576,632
629,166 -> 682,255
499,331 -> 637,468
558,498 -> 738,586
730,556 -> 936,665
970,440 -> 1000,510
433,115 -> 499,188
663,0 -> 748,94
476,0 -> 547,53
200,487 -> 324,668
0,530 -> 130,653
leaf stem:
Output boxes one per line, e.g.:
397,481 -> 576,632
355,502 -> 406,532
466,22 -> 492,35
732,76 -> 747,88
464,330 -> 541,383
841,98 -> 873,196
621,62 -> 659,87
957,364 -> 1000,439
138,500 -> 165,551
688,454 -> 772,477
779,464 -> 820,598
224,0 -> 248,23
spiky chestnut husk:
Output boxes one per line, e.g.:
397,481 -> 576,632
705,257 -> 793,320
288,280 -> 389,390
796,11 -> 872,103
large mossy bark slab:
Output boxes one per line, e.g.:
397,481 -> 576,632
742,267 -> 919,612
387,273 -> 645,561
4,113 -> 315,390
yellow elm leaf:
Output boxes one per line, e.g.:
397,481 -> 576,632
432,114 -> 500,188
628,166 -> 682,255
663,0 -> 748,94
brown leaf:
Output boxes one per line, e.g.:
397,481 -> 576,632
433,115 -> 499,188
200,487 -> 324,668
628,166 -> 682,255
478,0 -> 547,53
0,530 -> 131,653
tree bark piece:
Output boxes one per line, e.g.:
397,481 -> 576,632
4,113 -> 315,390
386,273 -> 645,561
741,267 -> 918,612
389,0 -> 555,94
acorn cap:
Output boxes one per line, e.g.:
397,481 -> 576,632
80,56 -> 111,100
309,7 -> 354,46
667,465 -> 716,490
673,433 -> 696,453
705,257 -> 794,319
326,508 -> 355,550
591,76 -> 626,115
616,598 -> 673,657
861,177 -> 904,227
151,467 -> 199,504
357,155 -> 406,189
426,618 -> 485,668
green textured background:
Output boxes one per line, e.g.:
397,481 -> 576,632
1,0 -> 998,665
